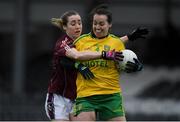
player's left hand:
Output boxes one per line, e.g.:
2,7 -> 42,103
102,49 -> 124,62
127,27 -> 149,41
124,58 -> 143,73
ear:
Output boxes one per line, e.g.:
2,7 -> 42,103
63,25 -> 67,31
109,23 -> 112,28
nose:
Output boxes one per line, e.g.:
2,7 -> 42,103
95,24 -> 100,29
75,24 -> 81,29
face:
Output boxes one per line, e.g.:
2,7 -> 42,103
92,14 -> 112,38
63,14 -> 82,40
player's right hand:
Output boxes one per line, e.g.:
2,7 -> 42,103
127,27 -> 149,41
75,62 -> 94,80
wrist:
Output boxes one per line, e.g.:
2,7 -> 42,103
127,34 -> 133,41
137,63 -> 143,71
74,62 -> 80,69
101,51 -> 106,59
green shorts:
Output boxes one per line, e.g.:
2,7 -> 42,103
73,92 -> 125,120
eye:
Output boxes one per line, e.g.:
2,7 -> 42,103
78,21 -> 82,25
99,22 -> 105,26
93,21 -> 97,25
71,22 -> 75,26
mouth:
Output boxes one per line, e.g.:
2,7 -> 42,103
75,30 -> 81,34
94,30 -> 103,37
95,29 -> 102,33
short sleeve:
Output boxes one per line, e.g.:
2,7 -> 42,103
54,40 -> 66,57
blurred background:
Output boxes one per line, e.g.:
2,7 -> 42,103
0,0 -> 180,121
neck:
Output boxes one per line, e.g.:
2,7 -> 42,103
66,33 -> 76,40
91,32 -> 108,39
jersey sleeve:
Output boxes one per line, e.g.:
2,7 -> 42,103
111,35 -> 126,51
73,38 -> 81,51
118,39 -> 125,50
73,34 -> 89,51
54,40 -> 66,57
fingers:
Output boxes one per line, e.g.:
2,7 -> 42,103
133,58 -> 140,64
141,28 -> 149,34
64,45 -> 70,51
87,71 -> 95,79
115,52 -> 124,61
83,74 -> 88,80
139,36 -> 146,39
79,66 -> 94,80
82,69 -> 94,80
125,62 -> 137,73
137,27 -> 149,35
124,68 -> 134,73
132,59 -> 143,71
126,61 -> 138,70
137,64 -> 143,71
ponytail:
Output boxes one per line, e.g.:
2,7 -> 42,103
51,18 -> 63,29
51,10 -> 79,31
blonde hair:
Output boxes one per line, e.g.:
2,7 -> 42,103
51,10 -> 79,31
51,18 -> 63,29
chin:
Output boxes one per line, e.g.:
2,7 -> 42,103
73,36 -> 79,40
96,34 -> 102,38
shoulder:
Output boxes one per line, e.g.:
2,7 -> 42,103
73,33 -> 91,44
108,34 -> 125,50
109,34 -> 123,43
57,34 -> 73,43
109,34 -> 120,40
56,34 -> 73,46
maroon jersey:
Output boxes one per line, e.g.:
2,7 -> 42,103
48,34 -> 77,100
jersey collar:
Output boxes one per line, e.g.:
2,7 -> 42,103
90,32 -> 109,39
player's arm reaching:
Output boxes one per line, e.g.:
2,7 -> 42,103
64,46 -> 143,73
118,27 -> 148,72
120,27 -> 149,43
63,27 -> 148,61
65,46 -> 142,73
59,49 -> 124,79
60,57 -> 94,79
59,44 -> 123,79
64,45 -> 124,62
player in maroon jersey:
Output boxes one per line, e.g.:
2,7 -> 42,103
45,10 -> 125,121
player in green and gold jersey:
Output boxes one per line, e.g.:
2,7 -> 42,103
67,4 -> 139,121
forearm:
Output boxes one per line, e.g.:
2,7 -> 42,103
65,48 -> 102,61
120,35 -> 129,43
75,51 -> 102,60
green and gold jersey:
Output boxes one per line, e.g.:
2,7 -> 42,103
74,33 -> 125,98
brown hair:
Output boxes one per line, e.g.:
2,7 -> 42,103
90,4 -> 112,24
51,10 -> 79,30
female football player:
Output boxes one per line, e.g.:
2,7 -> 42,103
65,5 -> 144,121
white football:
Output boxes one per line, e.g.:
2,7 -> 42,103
118,49 -> 138,71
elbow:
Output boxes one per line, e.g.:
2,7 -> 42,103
67,52 -> 81,60
65,51 -> 80,60
73,55 -> 80,60
73,53 -> 82,60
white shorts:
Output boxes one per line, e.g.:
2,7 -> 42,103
45,93 -> 73,120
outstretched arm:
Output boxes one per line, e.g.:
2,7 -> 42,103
120,27 -> 149,43
120,35 -> 129,43
65,47 -> 102,60
64,46 -> 123,61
